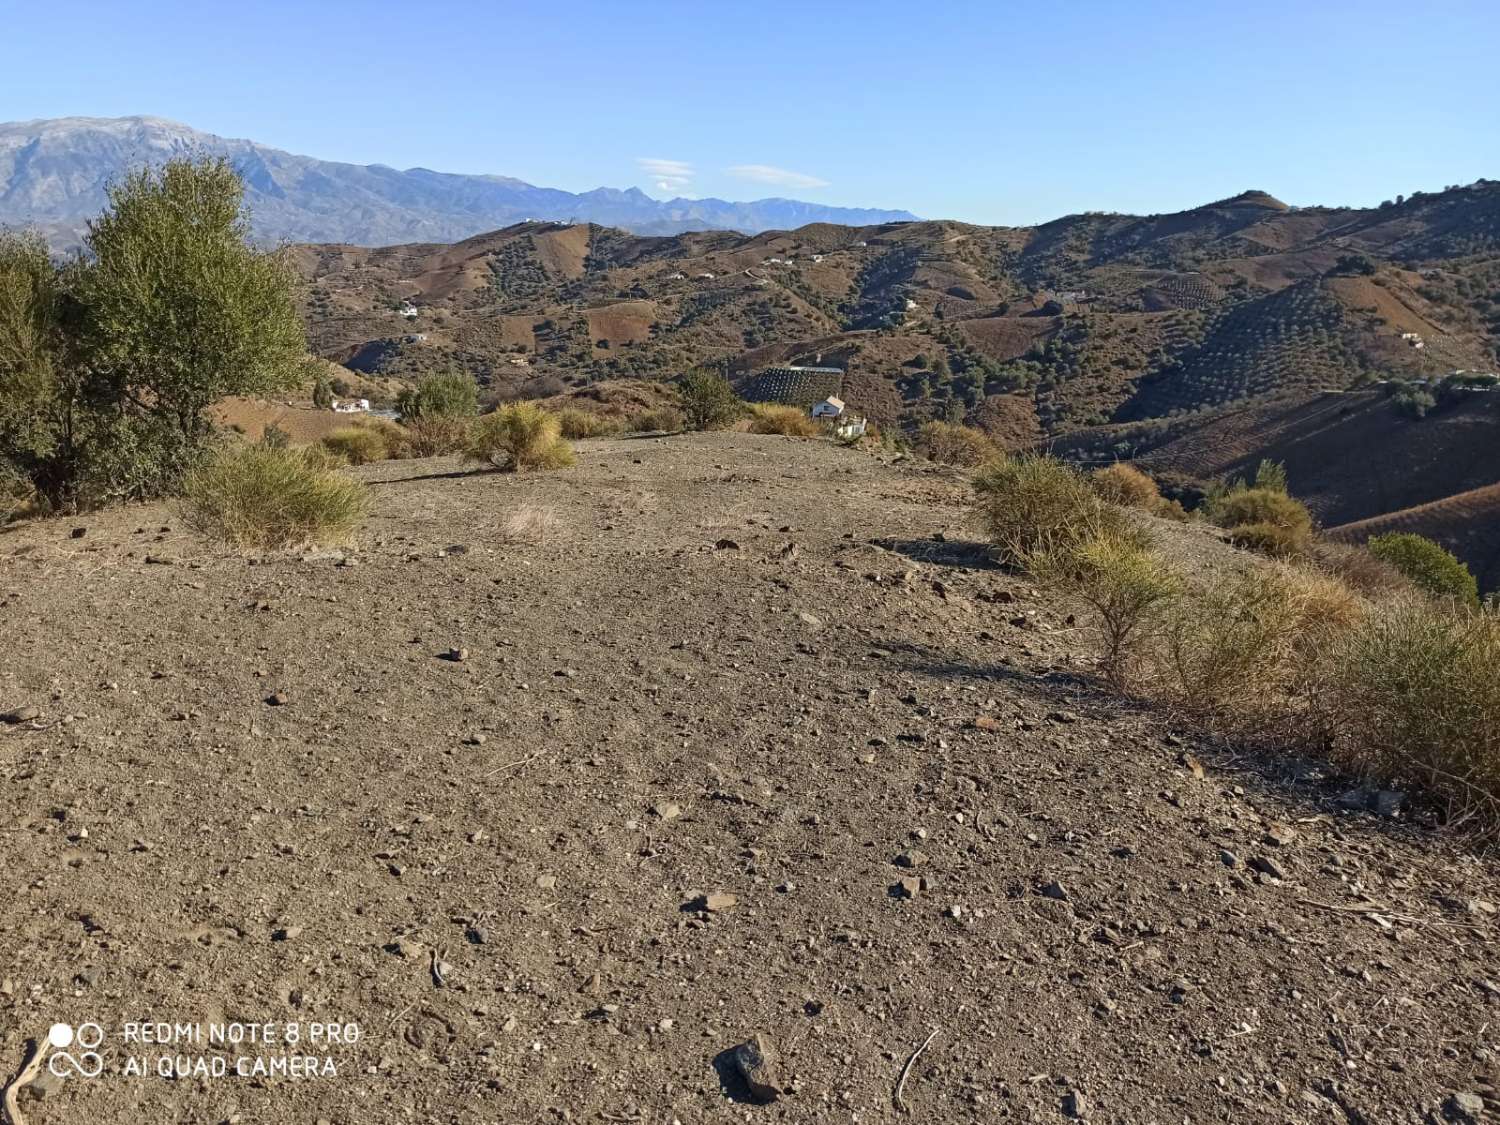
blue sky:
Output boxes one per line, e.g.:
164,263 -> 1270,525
3,0 -> 1496,224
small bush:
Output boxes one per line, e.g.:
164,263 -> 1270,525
1209,487 -> 1313,532
259,424 -> 291,450
972,455 -> 1130,569
1159,564 -> 1361,728
1,461 -> 36,522
748,405 -> 820,437
396,373 -> 479,423
181,444 -> 367,548
1035,534 -> 1180,690
353,416 -> 413,458
322,426 -> 388,465
405,415 -> 472,457
627,406 -> 686,433
555,409 -> 622,439
1366,532 -> 1479,606
1329,599 -> 1500,831
466,404 -> 575,472
1308,540 -> 1412,599
1089,463 -> 1161,509
1209,487 -> 1314,555
1226,521 -> 1307,558
678,369 -> 742,431
916,421 -> 999,467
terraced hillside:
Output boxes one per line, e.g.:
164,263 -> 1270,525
1053,388 -> 1500,591
294,182 -> 1500,437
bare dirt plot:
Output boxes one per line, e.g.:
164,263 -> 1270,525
0,433 -> 1497,1123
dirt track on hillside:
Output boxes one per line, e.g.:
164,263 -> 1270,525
1,433 -> 1497,1123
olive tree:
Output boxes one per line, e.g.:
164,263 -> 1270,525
0,158 -> 307,508
80,158 -> 305,439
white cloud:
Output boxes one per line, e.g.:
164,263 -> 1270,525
727,164 -> 831,191
637,157 -> 693,193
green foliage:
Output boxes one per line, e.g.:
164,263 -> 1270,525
1367,532 -> 1479,606
1252,459 -> 1289,494
1207,486 -> 1313,547
259,424 -> 291,450
397,372 -> 479,422
1393,387 -> 1436,418
677,368 -> 741,431
311,372 -> 333,409
80,159 -> 305,436
466,404 -> 576,471
0,159 -> 306,509
181,443 -> 367,548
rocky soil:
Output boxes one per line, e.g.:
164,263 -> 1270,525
1,432 -> 1497,1124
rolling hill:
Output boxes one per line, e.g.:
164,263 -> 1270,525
284,181 -> 1500,587
0,116 -> 918,246
290,183 -> 1499,430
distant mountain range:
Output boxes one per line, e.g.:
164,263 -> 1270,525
0,116 -> 919,246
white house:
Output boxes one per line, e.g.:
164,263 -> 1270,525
332,398 -> 372,414
811,395 -> 846,419
834,416 -> 868,439
399,301 -> 419,319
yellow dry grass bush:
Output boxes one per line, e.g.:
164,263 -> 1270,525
466,404 -> 576,472
181,444 -> 366,548
747,404 -> 820,437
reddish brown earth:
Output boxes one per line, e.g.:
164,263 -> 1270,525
1,433 -> 1498,1123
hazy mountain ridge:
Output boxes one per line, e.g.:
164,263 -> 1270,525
0,116 -> 919,245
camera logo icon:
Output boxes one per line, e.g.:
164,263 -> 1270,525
46,1023 -> 105,1078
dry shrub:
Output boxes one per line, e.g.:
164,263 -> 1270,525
747,404 -> 819,437
1328,599 -> 1500,832
916,421 -> 999,467
321,425 -> 387,466
627,406 -> 686,433
181,444 -> 366,548
1034,534 -> 1181,691
1226,521 -> 1308,558
555,409 -> 622,439
353,416 -> 413,458
1308,540 -> 1413,599
1209,487 -> 1314,555
1089,462 -> 1161,509
405,415 -> 472,457
466,403 -> 575,471
499,502 -> 562,544
972,455 -> 1130,568
2,462 -> 37,522
1157,563 -> 1363,731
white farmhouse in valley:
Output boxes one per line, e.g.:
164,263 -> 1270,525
811,395 -> 846,419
